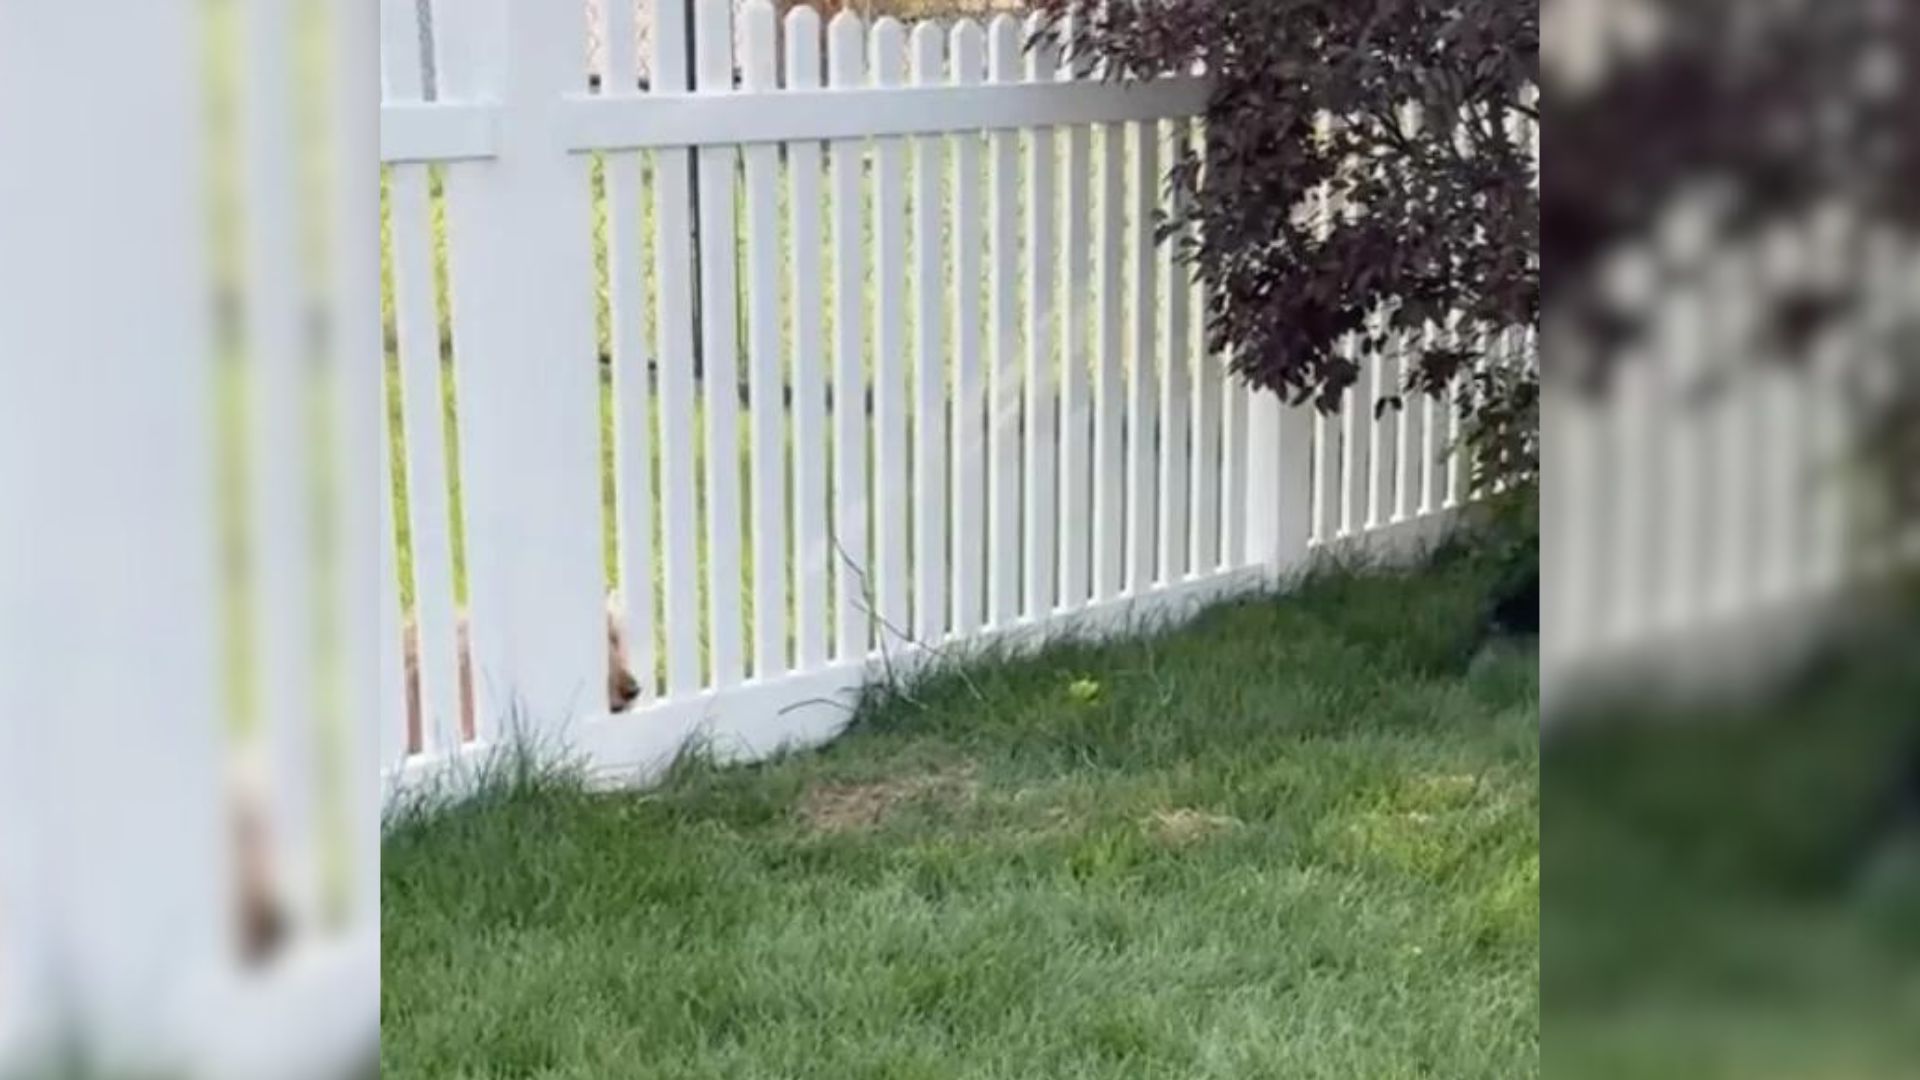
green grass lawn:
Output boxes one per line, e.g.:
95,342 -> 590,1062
381,547 -> 1540,1078
1544,609 -> 1920,1079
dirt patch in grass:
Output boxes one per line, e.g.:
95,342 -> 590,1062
1146,807 -> 1245,846
798,765 -> 979,834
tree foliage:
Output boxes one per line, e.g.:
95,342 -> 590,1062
1038,0 -> 1540,488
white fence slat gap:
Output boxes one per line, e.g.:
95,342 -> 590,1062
1126,119 -> 1160,591
1023,16 -> 1060,619
1058,11 -> 1094,613
380,0 -> 461,759
649,0 -> 705,697
697,0 -> 747,689
604,0 -> 660,702
949,20 -> 988,638
1157,120 -> 1192,583
986,15 -> 1022,627
873,18 -> 912,654
1093,114 -> 1126,599
785,6 -> 830,671
828,12 -> 872,660
743,0 -> 787,679
911,23 -> 950,644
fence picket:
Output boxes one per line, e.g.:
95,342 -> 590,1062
651,0 -> 703,695
697,0 -> 745,688
1313,404 -> 1337,544
949,20 -> 987,637
1367,328 -> 1392,528
873,18 -> 911,652
337,0 -> 384,927
249,0 -> 321,926
1342,342 -> 1370,537
1058,18 -> 1094,613
911,23 -> 949,643
1189,131 -> 1222,573
1445,313 -> 1465,508
1126,120 -> 1160,591
1023,17 -> 1060,618
787,7 -> 830,669
1222,376 -> 1249,569
986,15 -> 1021,627
1157,121 -> 1191,582
1391,329 -> 1416,523
828,13 -> 871,660
1093,118 -> 1126,598
742,0 -> 786,679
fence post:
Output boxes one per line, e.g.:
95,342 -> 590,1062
1245,387 -> 1315,580
0,3 -> 226,1068
435,0 -> 604,746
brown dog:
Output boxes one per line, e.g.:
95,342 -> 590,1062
402,593 -> 643,753
228,746 -> 285,964
226,599 -> 644,963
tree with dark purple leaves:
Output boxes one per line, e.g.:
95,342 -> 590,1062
1037,0 -> 1540,492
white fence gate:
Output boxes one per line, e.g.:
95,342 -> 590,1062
377,0 -> 1478,799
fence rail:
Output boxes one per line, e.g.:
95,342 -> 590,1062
377,0 -> 1477,799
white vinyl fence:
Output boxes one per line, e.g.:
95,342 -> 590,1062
378,0 -> 1482,799
1543,205 -> 1920,709
1,5 -> 379,1077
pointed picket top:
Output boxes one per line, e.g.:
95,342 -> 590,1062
871,17 -> 906,84
785,1 -> 822,70
742,0 -> 778,89
1025,12 -> 1059,81
987,14 -> 1020,82
910,20 -> 945,80
828,9 -> 866,86
950,18 -> 985,84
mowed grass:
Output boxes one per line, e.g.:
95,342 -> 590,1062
1544,608 -> 1920,1079
381,547 -> 1540,1078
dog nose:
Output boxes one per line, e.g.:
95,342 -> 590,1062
613,671 -> 641,710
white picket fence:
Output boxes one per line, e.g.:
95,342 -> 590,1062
1542,204 -> 1920,710
377,0 -> 1481,799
